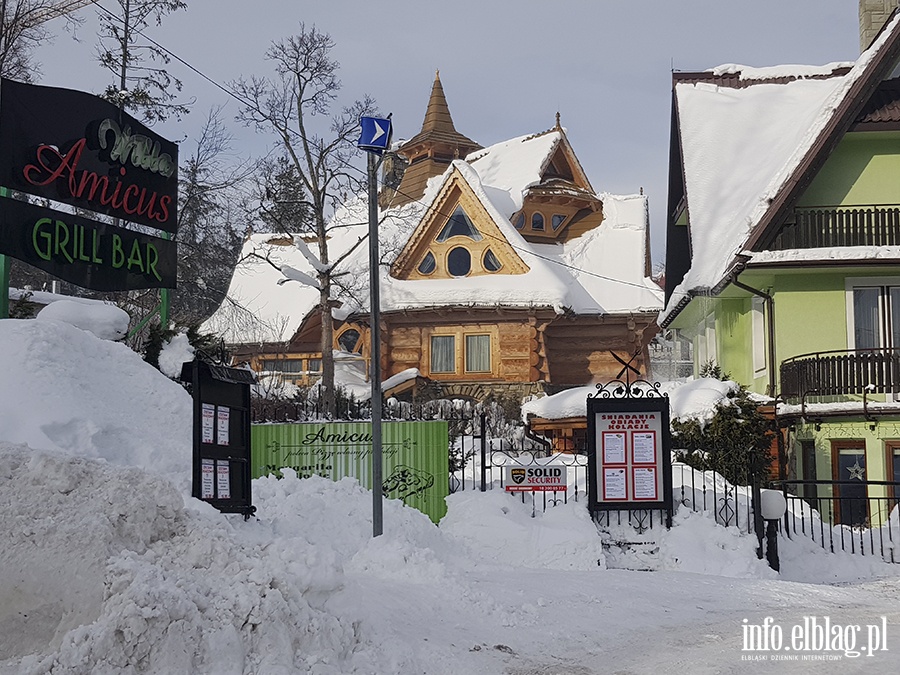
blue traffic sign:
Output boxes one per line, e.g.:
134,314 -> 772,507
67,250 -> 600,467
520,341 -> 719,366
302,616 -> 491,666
358,116 -> 392,153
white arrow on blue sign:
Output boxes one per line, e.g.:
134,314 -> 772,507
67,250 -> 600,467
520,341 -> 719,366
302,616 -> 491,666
358,116 -> 392,153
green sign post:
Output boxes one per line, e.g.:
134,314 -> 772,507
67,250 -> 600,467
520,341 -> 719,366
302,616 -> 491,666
252,421 -> 449,523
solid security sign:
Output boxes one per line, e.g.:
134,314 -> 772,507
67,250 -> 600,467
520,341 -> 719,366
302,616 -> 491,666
358,116 -> 392,152
504,465 -> 568,492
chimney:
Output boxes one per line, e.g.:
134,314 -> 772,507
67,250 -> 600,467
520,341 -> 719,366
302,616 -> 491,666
860,0 -> 898,51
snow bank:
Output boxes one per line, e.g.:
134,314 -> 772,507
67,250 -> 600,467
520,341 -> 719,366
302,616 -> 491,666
36,299 -> 129,341
440,490 -> 605,571
0,319 -> 192,481
0,447 -> 367,674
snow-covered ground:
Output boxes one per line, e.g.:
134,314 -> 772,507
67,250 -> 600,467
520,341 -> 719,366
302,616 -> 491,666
2,313 -> 899,674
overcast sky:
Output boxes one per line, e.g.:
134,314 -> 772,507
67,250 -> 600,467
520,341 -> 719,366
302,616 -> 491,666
34,1 -> 863,265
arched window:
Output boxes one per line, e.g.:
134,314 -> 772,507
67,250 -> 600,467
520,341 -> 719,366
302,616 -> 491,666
531,212 -> 544,231
447,247 -> 471,277
483,249 -> 502,272
337,328 -> 361,353
417,251 -> 436,275
437,206 -> 482,242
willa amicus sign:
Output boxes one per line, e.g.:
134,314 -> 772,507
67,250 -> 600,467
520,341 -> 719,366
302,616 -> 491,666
0,197 -> 176,291
0,78 -> 178,232
252,421 -> 450,523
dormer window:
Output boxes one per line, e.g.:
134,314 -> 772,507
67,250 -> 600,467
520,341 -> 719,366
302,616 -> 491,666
552,214 -> 567,230
437,206 -> 482,242
513,212 -> 525,229
531,213 -> 544,231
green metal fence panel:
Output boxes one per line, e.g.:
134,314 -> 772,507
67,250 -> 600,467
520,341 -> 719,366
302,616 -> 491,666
251,421 -> 449,523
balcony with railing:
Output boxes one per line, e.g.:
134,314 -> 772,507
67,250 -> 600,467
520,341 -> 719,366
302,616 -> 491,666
780,348 -> 900,401
771,205 -> 900,250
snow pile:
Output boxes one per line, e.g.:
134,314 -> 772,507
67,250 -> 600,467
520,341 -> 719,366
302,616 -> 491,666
667,378 -> 737,423
521,377 -> 735,423
0,444 -> 184,666
440,490 -> 605,571
1,448 -> 367,674
36,299 -> 129,341
0,319 -> 192,481
158,333 -> 196,379
657,510 -> 775,578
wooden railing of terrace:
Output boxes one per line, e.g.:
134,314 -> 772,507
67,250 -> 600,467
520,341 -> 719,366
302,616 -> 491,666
772,205 -> 900,249
780,348 -> 900,400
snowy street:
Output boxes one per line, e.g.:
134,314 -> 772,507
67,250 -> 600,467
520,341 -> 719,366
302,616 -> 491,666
2,308 -> 899,674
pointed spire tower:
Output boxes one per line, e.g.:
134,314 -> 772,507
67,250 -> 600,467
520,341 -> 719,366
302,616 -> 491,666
386,71 -> 482,208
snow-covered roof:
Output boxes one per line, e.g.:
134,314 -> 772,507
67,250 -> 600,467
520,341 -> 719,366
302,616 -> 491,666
206,130 -> 661,344
661,12 -> 900,324
467,129 -> 570,213
521,378 -> 737,424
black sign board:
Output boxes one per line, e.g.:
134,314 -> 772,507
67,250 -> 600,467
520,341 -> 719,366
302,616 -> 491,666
0,78 -> 178,233
587,389 -> 673,527
0,196 -> 176,290
181,360 -> 256,518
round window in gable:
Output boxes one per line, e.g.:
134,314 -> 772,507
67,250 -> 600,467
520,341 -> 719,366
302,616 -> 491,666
447,247 -> 471,277
417,251 -> 436,275
483,248 -> 502,272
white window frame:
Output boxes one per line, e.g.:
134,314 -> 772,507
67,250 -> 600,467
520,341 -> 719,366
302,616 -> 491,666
705,314 -> 717,367
752,296 -> 767,376
845,276 -> 900,350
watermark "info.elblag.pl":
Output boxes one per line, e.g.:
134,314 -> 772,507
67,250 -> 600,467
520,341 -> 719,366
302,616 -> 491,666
741,616 -> 889,660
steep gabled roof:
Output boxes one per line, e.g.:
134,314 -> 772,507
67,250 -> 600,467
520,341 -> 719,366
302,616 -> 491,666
390,164 -> 530,279
389,72 -> 482,208
467,123 -> 594,214
661,10 -> 900,326
401,71 -> 481,153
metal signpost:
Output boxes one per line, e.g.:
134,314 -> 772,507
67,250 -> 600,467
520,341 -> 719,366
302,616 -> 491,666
357,115 -> 392,537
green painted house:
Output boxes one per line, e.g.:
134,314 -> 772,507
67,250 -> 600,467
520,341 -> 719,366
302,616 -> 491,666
662,5 -> 900,526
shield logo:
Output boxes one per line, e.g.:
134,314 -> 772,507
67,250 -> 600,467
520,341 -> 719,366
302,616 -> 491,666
511,468 -> 526,484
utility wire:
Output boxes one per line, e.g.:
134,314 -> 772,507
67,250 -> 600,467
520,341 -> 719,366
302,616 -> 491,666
85,0 -> 660,296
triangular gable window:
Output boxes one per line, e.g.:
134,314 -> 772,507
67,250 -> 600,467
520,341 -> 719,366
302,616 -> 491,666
436,206 -> 482,242
543,150 -> 575,182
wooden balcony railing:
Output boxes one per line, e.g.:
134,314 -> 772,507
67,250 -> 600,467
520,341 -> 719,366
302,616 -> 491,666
771,205 -> 900,250
780,348 -> 900,400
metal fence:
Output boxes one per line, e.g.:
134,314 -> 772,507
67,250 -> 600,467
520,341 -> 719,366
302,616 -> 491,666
672,462 -> 758,533
447,414 -> 589,512
251,393 -> 900,564
673,467 -> 900,563
772,479 -> 900,563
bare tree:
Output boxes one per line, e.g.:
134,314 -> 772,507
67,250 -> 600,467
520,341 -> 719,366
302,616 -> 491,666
232,23 -> 378,417
95,0 -> 189,123
174,107 -> 254,325
0,0 -> 86,82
